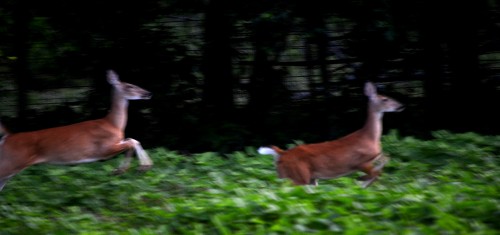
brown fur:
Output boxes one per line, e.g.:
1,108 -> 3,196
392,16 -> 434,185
0,70 -> 152,191
264,82 -> 403,187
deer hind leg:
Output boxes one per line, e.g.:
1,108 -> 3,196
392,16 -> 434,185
278,162 -> 312,186
111,138 -> 153,175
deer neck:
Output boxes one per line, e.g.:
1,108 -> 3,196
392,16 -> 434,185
105,89 -> 128,130
361,105 -> 383,143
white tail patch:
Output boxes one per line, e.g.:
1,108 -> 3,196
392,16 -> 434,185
261,82 -> 403,187
258,147 -> 278,156
258,147 -> 281,162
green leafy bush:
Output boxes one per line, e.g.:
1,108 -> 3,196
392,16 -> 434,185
0,131 -> 498,234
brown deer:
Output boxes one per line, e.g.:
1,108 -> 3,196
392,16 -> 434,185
0,70 -> 153,191
258,82 -> 404,187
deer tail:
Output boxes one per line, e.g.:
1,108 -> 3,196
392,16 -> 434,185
258,145 -> 285,161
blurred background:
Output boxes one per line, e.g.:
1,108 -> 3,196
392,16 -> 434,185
0,0 -> 499,152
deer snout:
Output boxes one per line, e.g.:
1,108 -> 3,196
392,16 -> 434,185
395,105 -> 405,112
142,92 -> 153,99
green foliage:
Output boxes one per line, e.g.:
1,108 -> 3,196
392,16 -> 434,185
1,131 -> 499,234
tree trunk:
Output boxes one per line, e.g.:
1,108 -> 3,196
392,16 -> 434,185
419,1 -> 447,132
446,2 -> 485,132
202,0 -> 234,116
13,0 -> 31,120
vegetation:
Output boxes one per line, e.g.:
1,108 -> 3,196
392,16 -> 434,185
1,131 -> 498,234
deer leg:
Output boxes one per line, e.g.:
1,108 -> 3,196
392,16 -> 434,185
291,175 -> 311,185
358,156 -> 390,188
282,163 -> 312,186
357,154 -> 390,179
112,148 -> 134,175
373,155 -> 390,172
128,138 -> 153,172
360,176 -> 377,188
357,163 -> 380,188
110,138 -> 153,175
357,164 -> 376,180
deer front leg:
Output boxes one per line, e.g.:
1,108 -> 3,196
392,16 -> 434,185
130,138 -> 153,172
112,148 -> 134,175
373,154 -> 390,172
357,163 -> 380,188
111,138 -> 153,175
357,154 -> 390,188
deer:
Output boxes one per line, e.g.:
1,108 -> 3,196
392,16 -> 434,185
258,81 -> 404,188
0,70 -> 153,191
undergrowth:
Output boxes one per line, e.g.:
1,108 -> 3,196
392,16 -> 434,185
0,131 -> 499,234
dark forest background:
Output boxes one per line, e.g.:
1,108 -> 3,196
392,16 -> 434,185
0,0 -> 499,153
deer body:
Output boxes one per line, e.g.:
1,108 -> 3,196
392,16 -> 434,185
259,82 -> 403,187
0,70 -> 152,191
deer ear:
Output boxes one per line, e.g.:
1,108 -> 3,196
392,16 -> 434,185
364,82 -> 377,98
107,70 -> 120,85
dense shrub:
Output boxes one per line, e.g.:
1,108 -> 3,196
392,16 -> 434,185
0,131 -> 498,234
